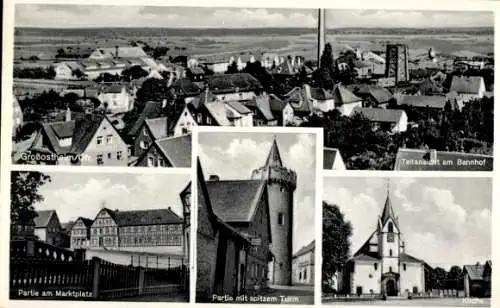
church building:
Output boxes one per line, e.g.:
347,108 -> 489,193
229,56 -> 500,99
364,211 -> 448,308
341,190 -> 426,296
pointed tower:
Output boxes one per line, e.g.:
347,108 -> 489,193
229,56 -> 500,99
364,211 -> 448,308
377,182 -> 403,295
317,8 -> 326,67
251,137 -> 297,285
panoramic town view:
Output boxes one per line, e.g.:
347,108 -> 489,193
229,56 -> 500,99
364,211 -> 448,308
10,171 -> 191,301
322,177 -> 492,306
11,5 -> 494,170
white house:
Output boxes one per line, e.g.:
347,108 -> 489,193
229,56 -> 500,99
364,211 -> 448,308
174,105 -> 197,136
342,193 -> 426,296
449,76 -> 486,102
353,107 -> 408,133
303,84 -> 335,114
333,84 -> 363,116
98,84 -> 134,114
54,62 -> 75,80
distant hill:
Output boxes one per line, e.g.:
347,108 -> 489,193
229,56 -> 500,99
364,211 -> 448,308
14,27 -> 494,38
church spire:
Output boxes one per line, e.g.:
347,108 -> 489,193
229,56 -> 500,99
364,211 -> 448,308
264,136 -> 283,168
381,179 -> 397,225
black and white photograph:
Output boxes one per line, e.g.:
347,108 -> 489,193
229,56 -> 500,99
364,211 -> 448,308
9,5 -> 494,170
322,177 -> 492,306
195,129 -> 319,304
9,171 -> 191,302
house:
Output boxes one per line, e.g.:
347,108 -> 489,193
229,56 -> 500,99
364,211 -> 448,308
341,193 -> 426,296
394,148 -> 494,171
173,104 -> 198,136
260,52 -> 281,69
269,95 -> 294,126
323,148 -> 346,170
243,94 -> 277,126
88,46 -> 148,60
396,94 -> 455,111
128,100 -> 165,139
333,84 -> 363,116
89,207 -> 184,255
196,160 -> 251,301
97,84 -> 134,114
135,134 -> 192,168
347,84 -> 393,107
353,107 -> 408,133
15,114 -> 128,166
187,67 -> 206,83
132,116 -> 169,157
292,240 -> 315,285
13,96 -> 23,138
198,100 -> 253,127
54,62 -> 78,80
34,210 -> 63,246
282,86 -> 313,118
80,60 -> 126,80
206,73 -> 263,101
171,78 -> 202,103
70,217 -> 93,249
449,76 -> 486,102
463,261 -> 492,298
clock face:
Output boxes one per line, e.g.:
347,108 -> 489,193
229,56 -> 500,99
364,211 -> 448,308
387,233 -> 395,243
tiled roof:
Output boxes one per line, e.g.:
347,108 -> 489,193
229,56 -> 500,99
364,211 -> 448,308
397,95 -> 448,109
353,107 -> 405,123
400,253 -> 423,263
70,115 -> 107,155
34,210 -> 56,228
61,221 -> 75,231
249,95 -> 275,121
450,76 -> 484,94
145,117 -> 169,140
269,95 -> 287,113
310,87 -> 333,101
293,240 -> 315,258
394,148 -> 493,171
172,78 -> 201,96
75,217 -> 93,229
111,208 -> 183,226
155,134 -> 192,168
284,87 -> 312,115
226,101 -> 252,115
334,84 -> 362,104
205,180 -> 266,223
204,101 -> 231,126
464,264 -> 486,280
207,73 -> 263,94
128,101 -> 163,136
352,252 -> 381,262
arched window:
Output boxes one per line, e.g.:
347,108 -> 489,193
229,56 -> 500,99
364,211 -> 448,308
388,222 -> 394,233
389,266 -> 393,273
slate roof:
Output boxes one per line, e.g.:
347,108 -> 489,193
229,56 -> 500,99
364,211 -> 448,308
34,210 -> 56,228
353,107 -> 405,123
145,117 -> 169,140
155,134 -> 192,168
108,208 -> 183,226
394,148 -> 494,171
323,148 -> 343,169
128,101 -> 163,136
380,194 -> 399,230
397,95 -> 448,109
226,101 -> 252,115
265,138 -> 283,167
464,264 -> 486,280
207,73 -> 263,94
205,180 -> 266,222
293,240 -> 315,258
334,84 -> 362,105
450,76 -> 484,94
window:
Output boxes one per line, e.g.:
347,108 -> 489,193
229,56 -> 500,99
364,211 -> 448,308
97,154 -> 103,165
117,151 -> 123,160
280,187 -> 285,192
182,127 -> 189,135
158,157 -> 165,167
147,156 -> 155,167
278,213 -> 284,225
97,136 -> 103,145
107,153 -> 112,159
206,117 -> 212,125
106,135 -> 113,144
388,222 -> 394,233
389,249 -> 393,256
403,263 -> 407,271
374,263 -> 378,270
197,114 -> 202,123
304,269 -> 307,280
299,272 -> 302,280
143,128 -> 148,136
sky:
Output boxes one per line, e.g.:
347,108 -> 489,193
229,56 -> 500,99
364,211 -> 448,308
33,172 -> 190,223
323,177 -> 492,271
198,132 -> 316,254
15,5 -> 494,28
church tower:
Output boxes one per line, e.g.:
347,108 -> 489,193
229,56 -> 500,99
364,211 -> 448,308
251,137 -> 297,285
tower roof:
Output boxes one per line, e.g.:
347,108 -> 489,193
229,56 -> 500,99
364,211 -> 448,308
380,192 -> 399,230
264,137 -> 283,168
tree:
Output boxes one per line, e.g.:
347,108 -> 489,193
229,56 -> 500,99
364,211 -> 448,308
121,65 -> 148,81
322,202 -> 352,286
226,61 -> 239,74
135,78 -> 170,103
11,171 -> 51,226
447,265 -> 464,290
317,43 -> 336,89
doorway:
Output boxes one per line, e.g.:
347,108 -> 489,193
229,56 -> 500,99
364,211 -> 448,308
386,279 -> 397,296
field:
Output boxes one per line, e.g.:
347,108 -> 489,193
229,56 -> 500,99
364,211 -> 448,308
13,27 -> 494,61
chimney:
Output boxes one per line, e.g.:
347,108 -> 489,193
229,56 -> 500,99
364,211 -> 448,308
208,175 -> 220,181
65,107 -> 71,122
317,8 -> 326,66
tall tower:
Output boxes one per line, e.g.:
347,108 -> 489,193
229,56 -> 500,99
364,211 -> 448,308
385,44 -> 409,84
251,137 -> 297,285
377,184 -> 404,296
317,8 -> 326,66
